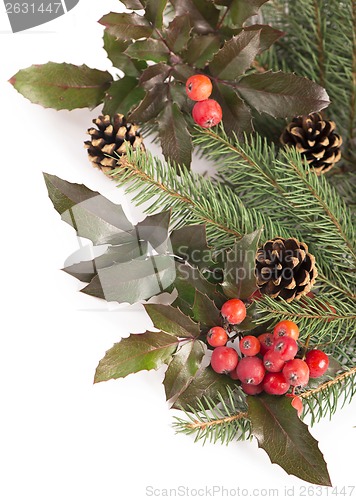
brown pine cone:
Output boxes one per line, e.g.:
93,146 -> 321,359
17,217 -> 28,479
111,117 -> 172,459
255,237 -> 318,302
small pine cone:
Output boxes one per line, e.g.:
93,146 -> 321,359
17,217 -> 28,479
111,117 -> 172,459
280,112 -> 342,174
84,114 -> 145,175
255,237 -> 318,302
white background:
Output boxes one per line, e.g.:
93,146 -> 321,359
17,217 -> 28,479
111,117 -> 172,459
1,1 -> 355,499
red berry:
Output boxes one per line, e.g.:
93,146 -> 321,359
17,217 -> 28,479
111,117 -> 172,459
221,299 -> 246,325
258,333 -> 274,356
211,346 -> 238,374
235,356 -> 265,385
263,350 -> 285,372
207,326 -> 228,347
239,335 -> 260,356
286,394 -> 303,416
241,382 -> 264,395
273,320 -> 300,341
282,359 -> 310,387
192,99 -> 223,128
305,349 -> 329,378
186,74 -> 213,101
274,336 -> 298,361
262,372 -> 290,395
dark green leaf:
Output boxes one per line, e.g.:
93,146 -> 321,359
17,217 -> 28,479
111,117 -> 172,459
229,0 -> 270,26
120,0 -> 145,9
94,331 -> 179,383
158,101 -> 192,167
164,15 -> 192,53
222,229 -> 262,300
99,12 -> 153,40
215,83 -> 253,137
237,71 -> 330,119
171,0 -> 220,34
248,394 -> 332,486
171,64 -> 196,83
243,25 -> 284,54
43,174 -> 134,244
183,34 -> 221,68
129,84 -> 168,122
171,224 -> 214,268
145,0 -> 167,28
209,31 -> 261,79
173,364 -> 236,409
144,304 -> 201,338
136,211 -> 171,252
103,76 -> 145,116
164,341 -> 205,402
81,255 -> 176,303
192,290 -> 222,327
125,39 -> 170,63
139,63 -> 171,90
10,63 -> 112,111
103,30 -> 146,77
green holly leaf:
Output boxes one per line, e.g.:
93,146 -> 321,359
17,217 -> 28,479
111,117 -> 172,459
164,15 -> 192,53
43,174 -> 134,245
103,76 -> 145,116
164,341 -> 206,402
145,0 -> 168,28
9,63 -> 112,110
248,394 -> 332,486
125,39 -> 170,63
170,224 -> 214,269
209,31 -> 261,79
222,229 -> 262,300
171,0 -> 220,34
228,0 -> 270,26
158,101 -> 192,167
129,84 -> 168,122
237,71 -> 330,119
139,63 -> 171,90
144,304 -> 201,338
243,25 -> 284,54
81,255 -> 176,303
99,12 -> 153,40
192,290 -> 222,327
136,211 -> 171,253
94,331 -> 179,383
214,83 -> 253,137
103,30 -> 146,77
183,34 -> 221,68
173,364 -> 236,410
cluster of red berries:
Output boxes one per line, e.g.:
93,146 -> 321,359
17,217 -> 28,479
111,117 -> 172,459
207,300 -> 330,416
185,74 -> 222,128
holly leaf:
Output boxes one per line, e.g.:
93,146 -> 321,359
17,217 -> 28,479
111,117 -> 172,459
173,364 -> 236,409
120,0 -> 145,8
243,25 -> 284,54
222,229 -> 262,300
237,71 -> 330,118
94,331 -> 179,383
139,63 -> 171,90
214,83 -> 253,137
103,31 -> 146,77
164,341 -> 206,402
209,31 -> 261,79
81,255 -> 176,303
9,63 -> 112,110
228,0 -> 270,26
170,224 -> 214,269
43,174 -> 134,245
248,394 -> 332,486
136,210 -> 171,253
192,290 -> 222,327
103,76 -> 145,116
99,12 -> 153,40
125,39 -> 170,63
129,84 -> 168,122
158,101 -> 192,167
144,304 -> 201,338
164,15 -> 192,53
145,0 -> 167,28
183,34 -> 221,68
171,0 -> 220,34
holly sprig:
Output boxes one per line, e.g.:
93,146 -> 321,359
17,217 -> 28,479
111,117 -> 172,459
10,0 -> 329,167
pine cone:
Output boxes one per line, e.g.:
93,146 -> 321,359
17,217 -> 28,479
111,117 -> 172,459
84,114 -> 144,175
280,113 -> 342,174
255,237 -> 318,302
